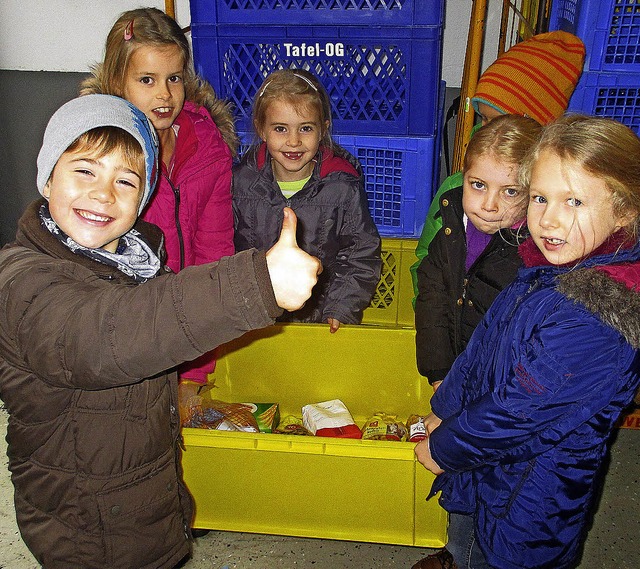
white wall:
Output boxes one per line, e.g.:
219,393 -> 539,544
0,0 -> 191,72
0,0 -> 501,87
442,0 -> 501,88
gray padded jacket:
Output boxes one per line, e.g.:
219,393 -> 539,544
233,143 -> 381,325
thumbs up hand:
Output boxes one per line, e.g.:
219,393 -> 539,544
266,208 -> 322,311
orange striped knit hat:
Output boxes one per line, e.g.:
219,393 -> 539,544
471,31 -> 585,125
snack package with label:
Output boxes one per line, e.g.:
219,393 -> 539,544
241,403 -> 280,433
406,414 -> 428,442
302,399 -> 362,439
273,415 -> 314,436
362,413 -> 407,441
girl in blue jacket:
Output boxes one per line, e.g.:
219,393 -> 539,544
413,115 -> 640,569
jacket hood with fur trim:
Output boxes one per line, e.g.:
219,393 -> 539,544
519,232 -> 640,349
557,266 -> 640,349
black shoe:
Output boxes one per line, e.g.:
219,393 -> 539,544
191,528 -> 211,538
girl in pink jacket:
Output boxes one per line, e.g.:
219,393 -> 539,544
81,7 -> 237,387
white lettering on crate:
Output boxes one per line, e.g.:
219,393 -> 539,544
282,42 -> 345,57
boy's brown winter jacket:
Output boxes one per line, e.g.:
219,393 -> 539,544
0,199 -> 280,568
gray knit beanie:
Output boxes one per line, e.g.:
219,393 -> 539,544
37,94 -> 159,214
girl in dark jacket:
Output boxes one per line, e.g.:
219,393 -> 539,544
415,115 -> 542,390
233,69 -> 381,332
415,115 -> 640,569
0,95 -> 319,569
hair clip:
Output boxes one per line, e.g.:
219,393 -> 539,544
124,19 -> 134,41
258,80 -> 272,98
293,72 -> 319,92
258,72 -> 320,98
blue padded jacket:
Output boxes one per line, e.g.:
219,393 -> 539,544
428,234 -> 640,569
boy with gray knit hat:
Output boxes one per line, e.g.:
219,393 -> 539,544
0,94 -> 319,569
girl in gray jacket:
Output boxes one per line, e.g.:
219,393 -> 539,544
233,69 -> 381,333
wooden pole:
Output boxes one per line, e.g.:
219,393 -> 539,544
498,0 -> 511,56
165,0 -> 176,19
451,0 -> 488,173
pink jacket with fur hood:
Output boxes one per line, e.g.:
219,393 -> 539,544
142,100 -> 235,382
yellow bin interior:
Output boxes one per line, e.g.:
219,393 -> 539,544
181,323 -> 447,547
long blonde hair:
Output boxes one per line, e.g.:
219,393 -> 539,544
80,8 -> 238,155
519,114 -> 640,238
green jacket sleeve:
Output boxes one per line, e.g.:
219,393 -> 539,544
410,170 -> 464,305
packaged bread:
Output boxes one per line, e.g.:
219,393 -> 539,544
182,399 -> 259,432
181,395 -> 225,429
209,400 -> 261,432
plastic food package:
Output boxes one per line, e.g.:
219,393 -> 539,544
182,397 -> 259,432
181,396 -> 225,429
241,403 -> 280,433
302,399 -> 362,439
406,414 -> 428,442
362,413 -> 407,441
273,415 -> 314,436
209,400 -> 261,432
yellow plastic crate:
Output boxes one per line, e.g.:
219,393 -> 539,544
182,323 -> 447,547
362,238 -> 418,328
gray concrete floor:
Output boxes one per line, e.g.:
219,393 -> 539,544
1,407 -> 638,568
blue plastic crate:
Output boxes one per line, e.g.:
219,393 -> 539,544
568,71 -> 640,135
192,24 -> 443,136
549,0 -> 640,73
237,131 -> 438,237
190,0 -> 444,27
336,134 -> 436,236
547,0 -> 578,30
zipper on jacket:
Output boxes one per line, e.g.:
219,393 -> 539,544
166,175 -> 186,271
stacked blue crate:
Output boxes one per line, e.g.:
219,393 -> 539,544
549,0 -> 640,135
189,0 -> 445,237
190,0 -> 444,27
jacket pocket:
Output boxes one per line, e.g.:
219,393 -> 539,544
97,458 -> 187,568
477,459 -> 535,518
